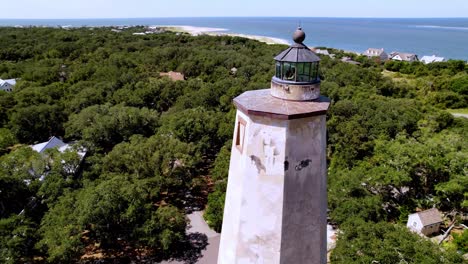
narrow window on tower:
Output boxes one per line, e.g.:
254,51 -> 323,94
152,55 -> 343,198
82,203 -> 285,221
235,117 -> 246,153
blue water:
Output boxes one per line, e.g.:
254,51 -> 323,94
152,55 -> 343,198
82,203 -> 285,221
1,17 -> 467,60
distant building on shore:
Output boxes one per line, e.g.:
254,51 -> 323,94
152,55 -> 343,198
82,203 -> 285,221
407,208 -> 443,236
390,52 -> 419,62
362,48 -> 389,61
341,57 -> 361,65
314,48 -> 336,58
420,55 -> 445,64
0,78 -> 16,92
314,48 -> 330,56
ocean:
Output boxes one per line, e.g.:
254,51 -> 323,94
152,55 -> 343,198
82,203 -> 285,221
1,17 -> 467,60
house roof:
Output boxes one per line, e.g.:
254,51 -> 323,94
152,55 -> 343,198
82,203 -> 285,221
31,136 -> 87,159
416,208 -> 443,226
31,136 -> 67,153
391,52 -> 418,61
159,71 -> 185,81
420,55 -> 445,63
315,49 -> 330,56
363,48 -> 386,56
0,79 -> 16,86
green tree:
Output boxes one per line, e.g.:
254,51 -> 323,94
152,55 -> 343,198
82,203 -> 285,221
331,219 -> 463,263
0,215 -> 37,264
137,206 -> 186,250
37,192 -> 83,263
452,230 -> 468,254
9,104 -> 66,143
204,142 -> 231,231
65,104 -> 159,151
0,128 -> 17,155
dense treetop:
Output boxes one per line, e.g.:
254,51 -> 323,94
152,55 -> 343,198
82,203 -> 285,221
0,26 -> 466,263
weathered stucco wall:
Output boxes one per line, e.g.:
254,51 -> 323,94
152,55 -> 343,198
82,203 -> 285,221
219,110 -> 288,264
280,115 -> 327,264
218,110 -> 327,264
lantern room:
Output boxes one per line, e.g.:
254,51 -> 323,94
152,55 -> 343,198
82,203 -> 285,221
271,27 -> 322,101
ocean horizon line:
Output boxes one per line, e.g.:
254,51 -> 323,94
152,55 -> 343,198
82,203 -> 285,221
1,17 -> 467,60
1,16 -> 468,20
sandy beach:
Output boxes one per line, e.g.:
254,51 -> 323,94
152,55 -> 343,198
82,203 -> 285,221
151,25 -> 228,35
155,25 -> 290,45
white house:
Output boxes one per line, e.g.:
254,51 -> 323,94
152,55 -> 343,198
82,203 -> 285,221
0,78 -> 16,92
31,136 -> 87,176
390,52 -> 419,62
362,48 -> 389,61
407,208 -> 443,236
32,136 -> 86,158
420,55 -> 445,64
314,49 -> 336,58
315,49 -> 330,56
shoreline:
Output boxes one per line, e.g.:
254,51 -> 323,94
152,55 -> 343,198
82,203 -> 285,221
1,18 -> 467,60
3,23 -> 464,60
155,25 -> 290,45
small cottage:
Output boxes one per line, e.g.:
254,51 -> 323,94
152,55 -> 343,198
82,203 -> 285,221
362,48 -> 388,61
407,208 -> 443,236
0,78 -> 16,92
390,52 -> 419,62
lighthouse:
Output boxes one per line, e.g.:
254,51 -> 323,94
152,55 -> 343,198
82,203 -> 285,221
217,28 -> 330,264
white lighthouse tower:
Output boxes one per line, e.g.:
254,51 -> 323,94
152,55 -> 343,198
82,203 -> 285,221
217,28 -> 330,264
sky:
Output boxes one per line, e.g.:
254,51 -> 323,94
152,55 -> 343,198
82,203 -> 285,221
2,0 -> 468,19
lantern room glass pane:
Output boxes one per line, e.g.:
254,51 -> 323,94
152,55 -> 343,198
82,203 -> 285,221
304,63 -> 310,77
310,62 -> 319,81
282,62 -> 296,81
314,62 -> 320,80
297,63 -> 304,75
275,62 -> 281,78
297,62 -> 311,82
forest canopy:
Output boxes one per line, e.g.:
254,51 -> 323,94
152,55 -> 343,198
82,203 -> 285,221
0,26 -> 466,263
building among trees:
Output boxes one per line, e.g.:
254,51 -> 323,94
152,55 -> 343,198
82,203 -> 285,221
0,78 -> 16,92
363,48 -> 389,61
420,55 -> 445,64
407,208 -> 443,236
159,71 -> 185,81
31,136 -> 87,176
390,51 -> 419,62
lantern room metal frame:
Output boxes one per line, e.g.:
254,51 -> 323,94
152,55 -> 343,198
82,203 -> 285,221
273,27 -> 321,84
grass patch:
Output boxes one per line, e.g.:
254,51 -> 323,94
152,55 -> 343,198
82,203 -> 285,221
381,70 -> 414,83
447,108 -> 468,115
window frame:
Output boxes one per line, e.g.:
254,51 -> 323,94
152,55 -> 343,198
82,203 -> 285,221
235,116 -> 247,153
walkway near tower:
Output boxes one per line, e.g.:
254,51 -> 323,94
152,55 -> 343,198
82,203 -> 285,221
159,211 -> 220,264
